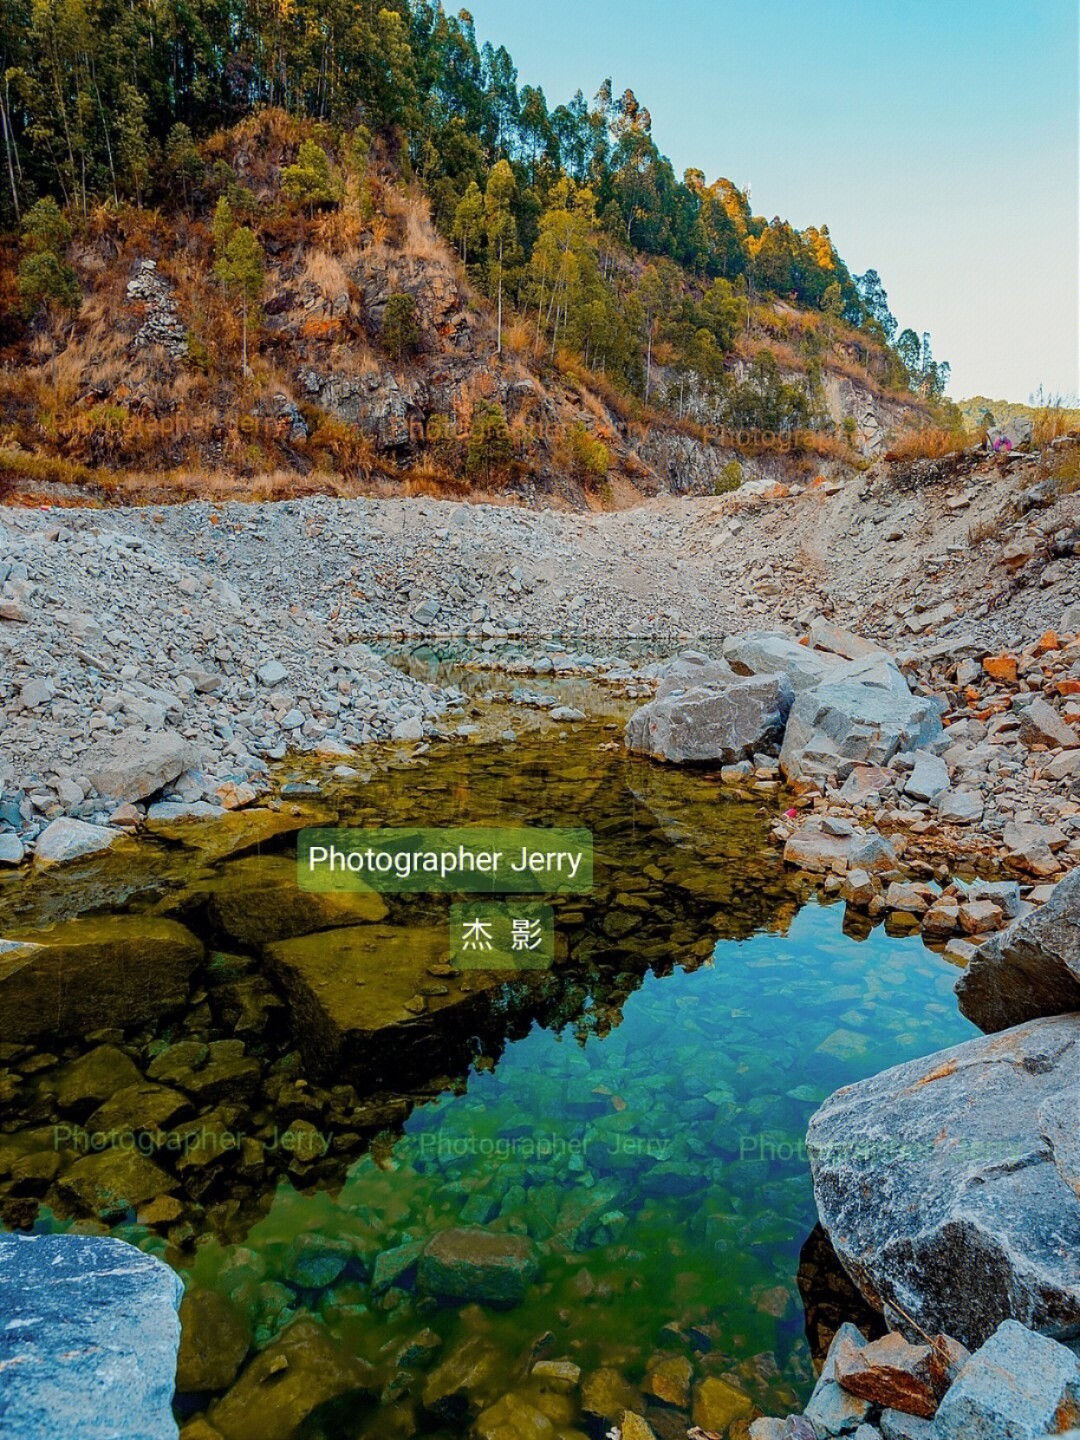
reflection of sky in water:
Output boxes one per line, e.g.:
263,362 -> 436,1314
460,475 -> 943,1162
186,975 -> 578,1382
208,901 -> 975,1416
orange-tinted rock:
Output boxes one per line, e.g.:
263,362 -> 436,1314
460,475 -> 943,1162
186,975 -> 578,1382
982,655 -> 1018,684
1034,630 -> 1060,655
833,1331 -> 943,1419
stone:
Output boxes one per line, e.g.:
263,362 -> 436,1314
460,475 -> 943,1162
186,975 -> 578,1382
1002,820 -> 1063,876
934,788 -> 983,824
202,854 -> 387,945
884,882 -> 934,915
0,1233 -> 182,1440
808,1013 -> 1080,1349
33,817 -> 119,865
530,1358 -> 581,1390
804,1323 -> 873,1435
581,1368 -> 642,1425
0,916 -> 202,1042
474,1394 -> 556,1440
263,924 -> 506,1082
176,1288 -> 251,1394
780,657 -> 944,781
840,764 -> 892,803
843,869 -> 877,907
417,1228 -> 539,1307
962,879 -> 1021,919
208,1317 -> 373,1440
807,618 -> 886,660
832,1331 -> 952,1419
422,1336 -> 504,1421
82,730 -> 195,804
903,751 -> 950,802
0,832 -> 24,865
644,1355 -> 692,1407
957,899 -> 1005,936
625,674 -> 794,764
619,1415 -> 659,1440
1015,696 -> 1079,749
55,1045 -> 142,1110
956,868 -> 1080,1032
933,1321 -> 1080,1440
921,897 -> 959,937
880,1412 -> 934,1440
391,715 -> 424,741
723,630 -> 843,692
983,654 -> 1019,684
256,659 -> 288,686
654,653 -> 736,699
692,1375 -> 754,1432
57,1150 -> 177,1218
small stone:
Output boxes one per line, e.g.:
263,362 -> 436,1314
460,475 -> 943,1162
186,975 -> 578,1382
256,659 -> 288,686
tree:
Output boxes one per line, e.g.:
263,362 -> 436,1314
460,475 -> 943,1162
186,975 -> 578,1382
382,291 -> 420,360
164,124 -> 203,213
282,139 -> 341,216
17,196 -> 78,318
466,400 -> 512,483
214,224 -> 264,371
452,180 -> 484,266
484,158 -> 517,353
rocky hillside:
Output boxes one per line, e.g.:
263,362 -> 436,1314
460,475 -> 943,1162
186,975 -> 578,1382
0,115 -> 929,513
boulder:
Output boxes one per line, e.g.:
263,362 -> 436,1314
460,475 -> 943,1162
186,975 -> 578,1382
956,868 -> 1080,1032
723,630 -> 844,692
1015,696 -> 1079,749
0,1233 -> 182,1440
903,751 -> 950,802
176,1288 -> 251,1394
784,825 -> 898,876
417,1228 -> 539,1307
807,618 -> 886,660
82,730 -> 195,804
625,674 -> 794,763
208,1317 -> 373,1440
780,657 -> 944,781
201,854 -> 387,945
58,1150 -> 177,1218
933,1321 -> 1080,1440
33,817 -> 119,865
0,916 -> 203,1042
807,1013 -> 1080,1349
653,652 -> 736,699
934,788 -> 983,825
262,924 -> 506,1082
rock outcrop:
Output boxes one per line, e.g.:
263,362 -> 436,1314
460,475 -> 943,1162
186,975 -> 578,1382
956,868 -> 1080,1033
0,1233 -> 183,1440
807,1013 -> 1080,1350
625,672 -> 794,763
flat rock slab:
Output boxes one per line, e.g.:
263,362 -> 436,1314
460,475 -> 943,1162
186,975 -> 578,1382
262,924 -> 509,1083
807,1013 -> 1080,1349
956,868 -> 1080,1032
0,1233 -> 183,1440
0,916 -> 203,1043
82,730 -> 195,804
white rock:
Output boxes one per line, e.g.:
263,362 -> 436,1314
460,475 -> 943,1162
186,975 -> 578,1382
34,817 -> 119,865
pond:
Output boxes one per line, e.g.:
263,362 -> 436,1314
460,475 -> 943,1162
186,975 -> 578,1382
0,719 -> 976,1439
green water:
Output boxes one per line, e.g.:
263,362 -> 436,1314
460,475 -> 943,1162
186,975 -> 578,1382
0,721 -> 976,1439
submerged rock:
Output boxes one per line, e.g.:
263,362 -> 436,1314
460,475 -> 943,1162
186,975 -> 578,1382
201,853 -> 388,946
956,868 -> 1080,1032
417,1227 -> 539,1307
625,674 -> 794,763
807,1013 -> 1080,1349
208,1316 -> 373,1440
0,916 -> 203,1042
0,1233 -> 182,1440
176,1287 -> 251,1394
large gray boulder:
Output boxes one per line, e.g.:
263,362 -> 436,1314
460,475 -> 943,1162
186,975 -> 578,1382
82,729 -> 195,804
0,1233 -> 183,1439
723,630 -> 844,692
626,674 -> 794,763
781,655 -> 944,781
933,1320 -> 1080,1440
807,1013 -> 1080,1350
956,869 -> 1080,1033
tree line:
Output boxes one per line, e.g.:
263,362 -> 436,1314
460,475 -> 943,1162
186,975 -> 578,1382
0,0 -> 949,404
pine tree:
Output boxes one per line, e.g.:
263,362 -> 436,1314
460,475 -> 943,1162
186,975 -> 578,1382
214,225 -> 264,372
452,180 -> 484,266
484,159 -> 517,353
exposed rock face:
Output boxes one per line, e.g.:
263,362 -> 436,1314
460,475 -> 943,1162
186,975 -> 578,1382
956,868 -> 1080,1032
0,1233 -> 183,1440
0,916 -> 203,1042
82,729 -> 196,804
625,674 -> 794,763
807,1013 -> 1080,1350
780,656 -> 944,781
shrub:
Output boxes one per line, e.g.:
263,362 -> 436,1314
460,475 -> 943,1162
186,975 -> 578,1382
466,400 -> 513,482
381,292 -> 420,361
714,459 -> 742,494
564,422 -> 610,480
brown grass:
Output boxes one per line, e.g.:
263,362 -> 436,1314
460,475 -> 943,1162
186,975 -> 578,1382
886,426 -> 969,462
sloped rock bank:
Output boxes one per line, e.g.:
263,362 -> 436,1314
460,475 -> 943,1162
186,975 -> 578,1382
0,1232 -> 183,1440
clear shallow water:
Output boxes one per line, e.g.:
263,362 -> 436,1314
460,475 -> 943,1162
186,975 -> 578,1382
0,722 -> 977,1437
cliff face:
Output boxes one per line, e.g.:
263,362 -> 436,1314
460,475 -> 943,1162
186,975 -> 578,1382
0,130 -> 927,512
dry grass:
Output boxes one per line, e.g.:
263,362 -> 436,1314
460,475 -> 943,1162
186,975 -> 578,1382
885,426 -> 969,462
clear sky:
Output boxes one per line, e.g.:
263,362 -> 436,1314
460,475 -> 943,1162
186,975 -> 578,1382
463,0 -> 1079,404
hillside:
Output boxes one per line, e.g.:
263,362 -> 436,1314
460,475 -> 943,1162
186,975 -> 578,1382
0,0 -> 946,510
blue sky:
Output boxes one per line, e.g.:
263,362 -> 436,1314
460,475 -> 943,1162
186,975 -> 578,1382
463,0 -> 1079,403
